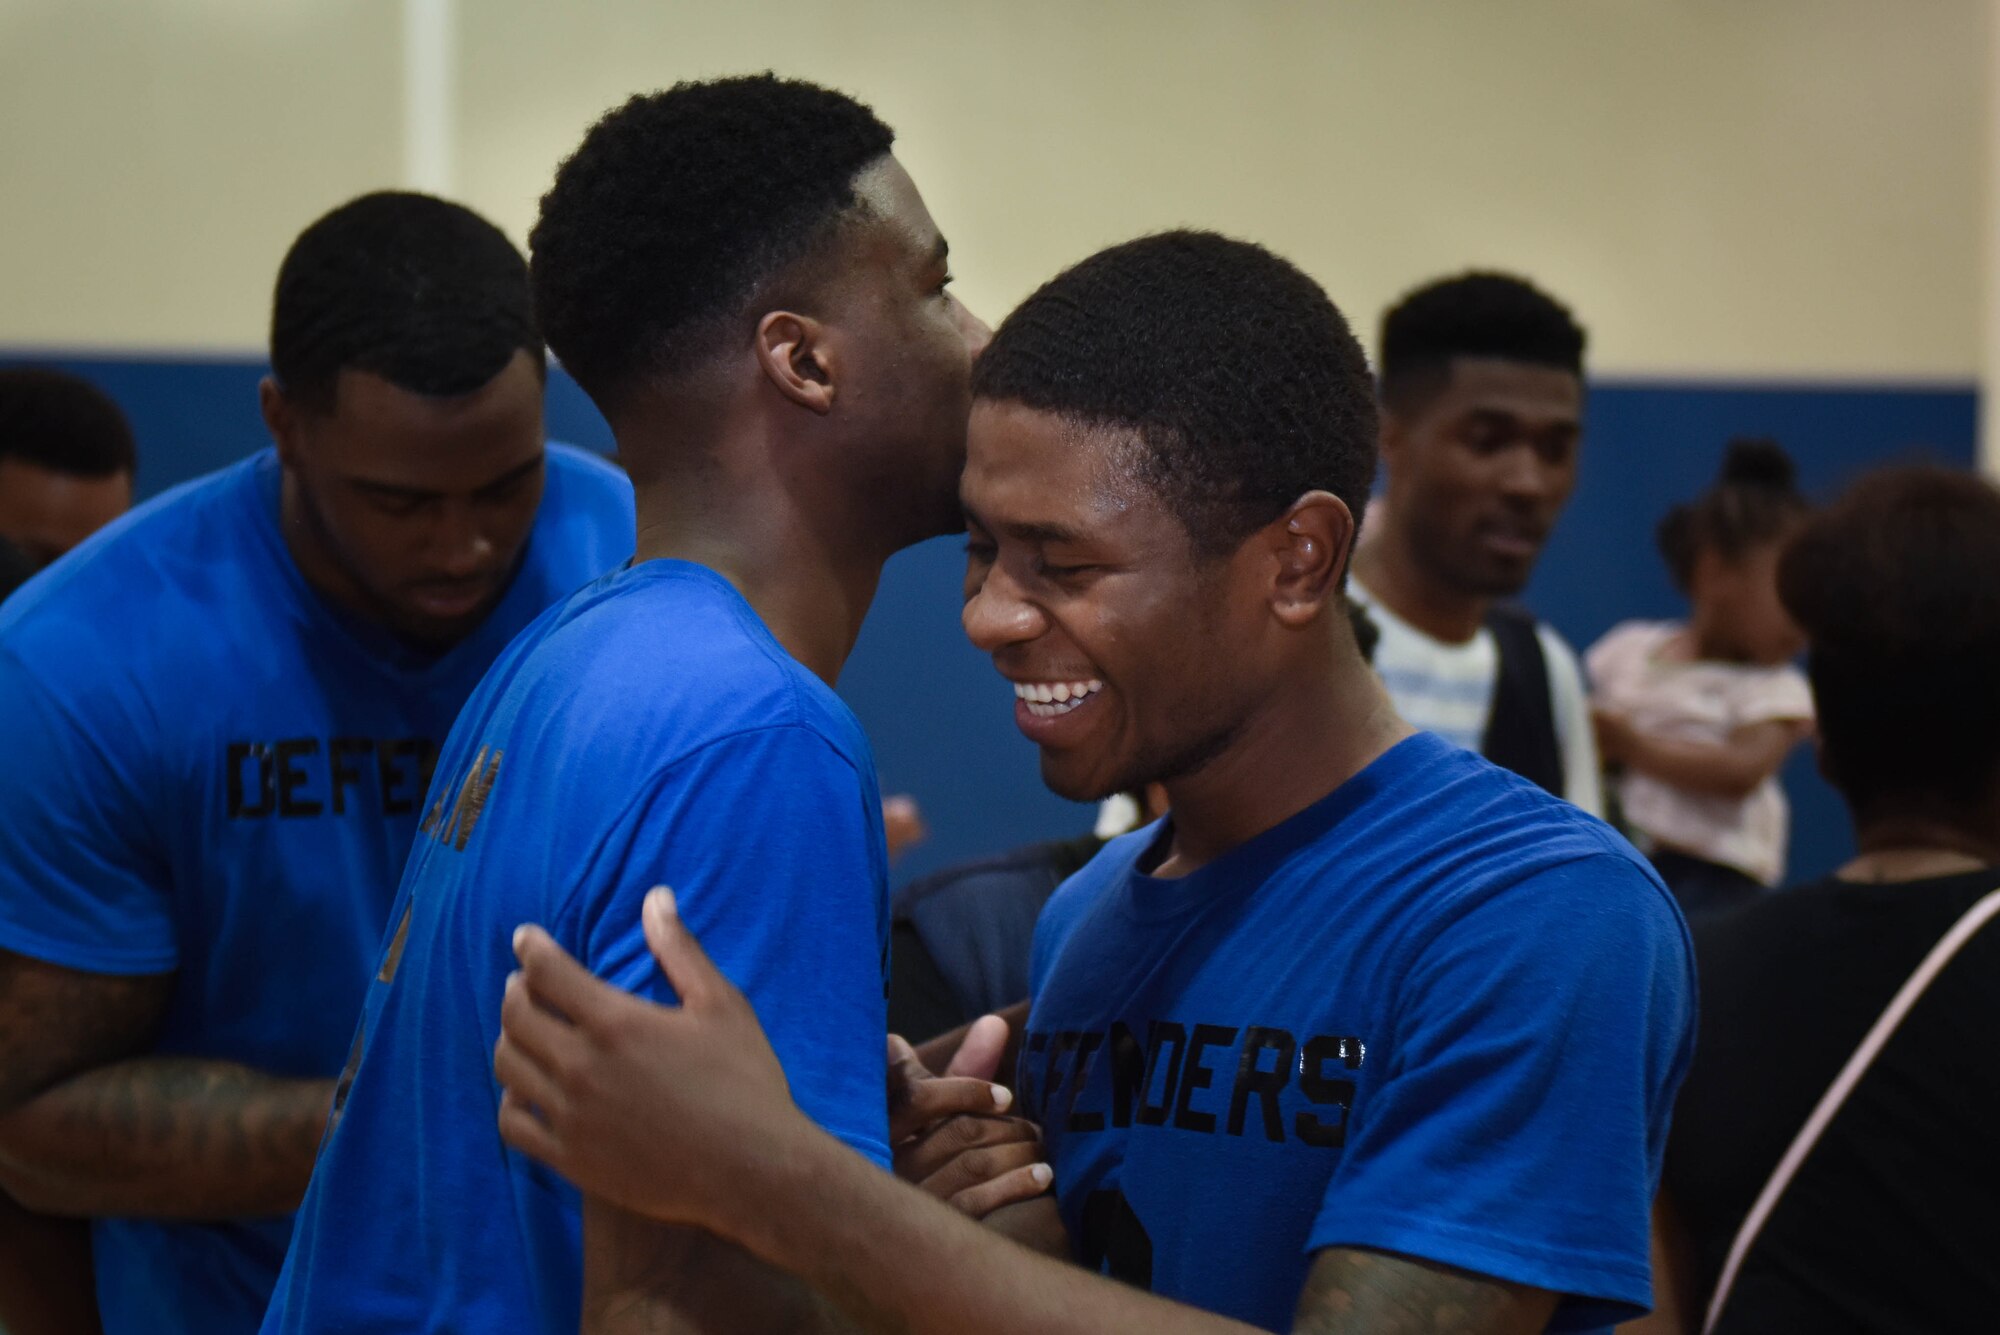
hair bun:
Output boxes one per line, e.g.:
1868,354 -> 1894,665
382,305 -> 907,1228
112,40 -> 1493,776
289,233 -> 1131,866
1720,436 -> 1797,490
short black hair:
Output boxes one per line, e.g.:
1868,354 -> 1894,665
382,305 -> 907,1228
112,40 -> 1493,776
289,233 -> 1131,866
531,74 -> 896,414
0,367 -> 136,476
1657,437 -> 1810,591
1378,271 -> 1586,412
270,191 -> 542,414
972,230 -> 1378,559
1779,465 -> 2000,820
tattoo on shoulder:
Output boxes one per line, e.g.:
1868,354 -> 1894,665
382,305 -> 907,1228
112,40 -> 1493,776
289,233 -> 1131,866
1291,1248 -> 1557,1335
0,950 -> 173,1111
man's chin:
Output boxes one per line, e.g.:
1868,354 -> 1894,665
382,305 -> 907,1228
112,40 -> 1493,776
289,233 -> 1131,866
385,600 -> 498,652
1039,752 -> 1130,806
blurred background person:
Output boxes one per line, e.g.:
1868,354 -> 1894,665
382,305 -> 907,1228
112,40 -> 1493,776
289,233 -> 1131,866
1636,465 -> 2000,1334
1590,438 -> 1815,918
0,366 -> 136,568
1350,272 -> 1602,814
0,192 -> 634,1335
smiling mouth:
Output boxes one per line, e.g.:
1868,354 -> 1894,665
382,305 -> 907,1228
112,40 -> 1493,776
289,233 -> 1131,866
1013,678 -> 1104,718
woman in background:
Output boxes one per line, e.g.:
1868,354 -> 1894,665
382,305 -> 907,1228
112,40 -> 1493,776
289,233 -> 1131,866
1630,465 -> 2000,1334
1589,438 -> 1813,917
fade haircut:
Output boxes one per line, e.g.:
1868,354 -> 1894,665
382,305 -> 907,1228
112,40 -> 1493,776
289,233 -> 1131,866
1378,271 -> 1585,413
530,74 -> 896,415
0,368 -> 136,476
1779,465 -> 2000,820
270,191 -> 542,415
972,231 -> 1378,559
1656,437 -> 1810,591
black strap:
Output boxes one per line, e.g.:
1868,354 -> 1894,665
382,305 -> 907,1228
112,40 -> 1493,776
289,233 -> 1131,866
1480,603 -> 1565,797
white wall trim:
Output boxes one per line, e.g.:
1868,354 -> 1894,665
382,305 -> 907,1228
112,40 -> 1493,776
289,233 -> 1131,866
402,0 -> 456,196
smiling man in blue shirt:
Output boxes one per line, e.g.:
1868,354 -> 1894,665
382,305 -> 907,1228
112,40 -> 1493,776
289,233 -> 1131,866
491,232 -> 1695,1335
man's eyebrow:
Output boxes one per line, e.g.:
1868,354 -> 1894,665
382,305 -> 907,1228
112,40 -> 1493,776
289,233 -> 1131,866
1003,519 -> 1085,545
347,455 -> 542,501
473,455 -> 544,493
931,234 -> 951,268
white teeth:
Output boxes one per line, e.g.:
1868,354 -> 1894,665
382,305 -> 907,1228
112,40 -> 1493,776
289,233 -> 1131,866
1012,678 -> 1105,719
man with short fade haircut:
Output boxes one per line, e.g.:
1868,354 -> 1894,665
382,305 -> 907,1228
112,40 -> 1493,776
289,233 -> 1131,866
1351,272 -> 1602,813
0,366 -> 136,567
489,232 -> 1696,1334
263,75 -> 989,1333
0,191 -> 633,1335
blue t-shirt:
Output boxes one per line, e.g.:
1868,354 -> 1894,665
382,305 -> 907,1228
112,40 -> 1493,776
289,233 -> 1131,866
0,445 -> 634,1335
262,559 -> 894,1334
1022,732 -> 1695,1333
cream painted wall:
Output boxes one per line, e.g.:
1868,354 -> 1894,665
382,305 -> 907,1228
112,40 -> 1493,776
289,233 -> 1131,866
0,0 -> 404,352
2,1 -> 1988,379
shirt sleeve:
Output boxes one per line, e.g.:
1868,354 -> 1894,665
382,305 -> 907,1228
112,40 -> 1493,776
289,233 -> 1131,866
0,647 -> 176,974
1541,625 -> 1606,817
1309,853 -> 1696,1329
1733,663 -> 1815,727
562,724 -> 893,1169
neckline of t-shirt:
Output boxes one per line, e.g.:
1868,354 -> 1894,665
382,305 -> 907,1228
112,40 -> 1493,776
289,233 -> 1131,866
1113,731 -> 1449,923
246,450 -> 542,683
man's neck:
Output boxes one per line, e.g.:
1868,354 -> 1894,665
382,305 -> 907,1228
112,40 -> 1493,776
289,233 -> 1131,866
1151,655 -> 1413,877
1352,525 -> 1486,645
630,473 -> 888,690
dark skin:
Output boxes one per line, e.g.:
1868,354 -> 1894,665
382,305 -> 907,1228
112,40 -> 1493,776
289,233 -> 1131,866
266,347 -> 550,651
0,352 -> 551,1325
557,151 -> 990,1332
496,409 -> 1558,1331
0,458 -> 131,567
1354,358 -> 1582,644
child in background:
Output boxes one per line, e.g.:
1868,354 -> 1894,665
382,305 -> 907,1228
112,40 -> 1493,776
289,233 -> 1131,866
1589,438 -> 1815,919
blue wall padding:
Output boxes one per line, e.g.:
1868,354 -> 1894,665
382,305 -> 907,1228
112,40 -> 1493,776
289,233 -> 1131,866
16,354 -> 1978,886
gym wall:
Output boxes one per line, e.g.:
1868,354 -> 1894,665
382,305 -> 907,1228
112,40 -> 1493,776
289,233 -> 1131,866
4,0 -> 1988,882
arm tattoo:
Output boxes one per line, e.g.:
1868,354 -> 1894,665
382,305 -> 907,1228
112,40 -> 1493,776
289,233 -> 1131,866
0,952 -> 332,1218
1291,1249 -> 1558,1335
0,949 -> 172,1113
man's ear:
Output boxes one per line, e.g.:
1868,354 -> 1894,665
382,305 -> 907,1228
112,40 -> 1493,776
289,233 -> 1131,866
754,310 -> 837,415
259,376 -> 304,466
1265,490 -> 1355,629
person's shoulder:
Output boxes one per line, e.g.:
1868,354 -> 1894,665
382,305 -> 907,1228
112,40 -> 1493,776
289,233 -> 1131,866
501,562 -> 864,763
529,442 -> 636,567
542,441 -> 632,500
1035,824 -> 1152,935
1373,736 -> 1670,909
0,455 -> 268,680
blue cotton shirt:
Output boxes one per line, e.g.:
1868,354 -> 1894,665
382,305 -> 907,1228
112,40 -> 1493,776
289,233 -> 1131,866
1022,732 -> 1695,1333
262,559 -> 894,1333
0,444 -> 634,1335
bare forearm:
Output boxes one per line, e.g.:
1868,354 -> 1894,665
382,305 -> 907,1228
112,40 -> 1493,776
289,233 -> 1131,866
731,1123 -> 1259,1335
0,1059 -> 332,1218
1619,732 -> 1784,799
582,1197 -> 863,1334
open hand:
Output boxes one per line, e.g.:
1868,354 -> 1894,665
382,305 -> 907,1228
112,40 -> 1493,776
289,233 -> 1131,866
493,887 -> 806,1231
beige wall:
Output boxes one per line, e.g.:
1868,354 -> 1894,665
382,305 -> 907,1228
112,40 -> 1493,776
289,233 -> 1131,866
2,0 -> 1988,378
